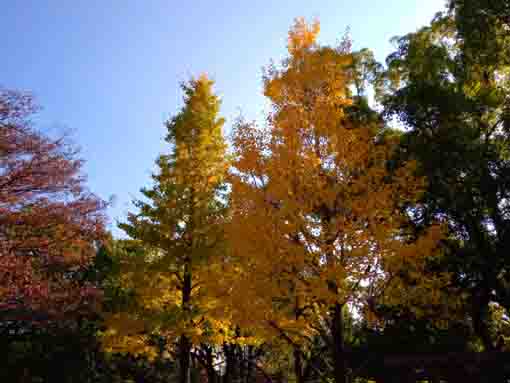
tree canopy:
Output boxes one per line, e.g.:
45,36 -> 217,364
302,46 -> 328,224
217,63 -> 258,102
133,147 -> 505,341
2,1 -> 510,382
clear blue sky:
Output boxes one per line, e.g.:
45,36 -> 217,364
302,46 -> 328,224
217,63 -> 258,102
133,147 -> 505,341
1,0 -> 445,236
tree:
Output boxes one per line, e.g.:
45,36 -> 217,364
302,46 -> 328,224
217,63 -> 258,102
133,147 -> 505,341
104,75 -> 229,383
379,0 -> 510,350
1,238 -> 185,383
0,88 -> 107,324
226,19 -> 445,383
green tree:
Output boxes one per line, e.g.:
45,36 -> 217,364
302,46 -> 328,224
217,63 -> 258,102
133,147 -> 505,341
378,0 -> 510,350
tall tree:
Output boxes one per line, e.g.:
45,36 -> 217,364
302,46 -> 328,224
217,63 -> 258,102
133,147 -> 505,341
105,75 -> 229,383
226,19 -> 445,383
0,88 -> 107,324
379,0 -> 510,350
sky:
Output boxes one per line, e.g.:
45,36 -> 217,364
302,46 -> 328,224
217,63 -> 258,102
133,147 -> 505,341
1,0 -> 446,236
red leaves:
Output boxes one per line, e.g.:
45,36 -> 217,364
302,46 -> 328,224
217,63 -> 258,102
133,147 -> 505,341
0,88 -> 107,323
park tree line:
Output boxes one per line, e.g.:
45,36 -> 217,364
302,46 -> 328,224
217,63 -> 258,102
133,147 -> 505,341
1,0 -> 510,382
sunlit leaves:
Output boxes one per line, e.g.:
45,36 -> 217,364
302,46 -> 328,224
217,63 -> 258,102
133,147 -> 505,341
104,75 -> 230,359
226,19 -> 446,353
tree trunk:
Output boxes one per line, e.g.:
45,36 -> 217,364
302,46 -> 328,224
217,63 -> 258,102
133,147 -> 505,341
246,346 -> 256,383
331,302 -> 347,383
233,344 -> 241,383
180,262 -> 193,383
179,333 -> 192,383
205,345 -> 217,383
223,343 -> 233,383
239,346 -> 246,383
293,346 -> 304,383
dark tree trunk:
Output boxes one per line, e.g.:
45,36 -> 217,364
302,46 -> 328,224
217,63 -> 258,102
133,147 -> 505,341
331,302 -> 347,383
223,343 -> 234,383
239,346 -> 246,383
293,346 -> 304,383
180,262 -> 193,383
246,346 -> 256,383
179,333 -> 192,383
205,345 -> 217,383
233,344 -> 241,383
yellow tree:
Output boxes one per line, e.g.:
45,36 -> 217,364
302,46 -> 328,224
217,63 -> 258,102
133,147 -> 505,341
104,75 -> 229,383
226,19 -> 446,383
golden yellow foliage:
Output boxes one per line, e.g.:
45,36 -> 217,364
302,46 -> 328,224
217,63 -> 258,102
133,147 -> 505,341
103,75 -> 232,360
225,18 -> 447,352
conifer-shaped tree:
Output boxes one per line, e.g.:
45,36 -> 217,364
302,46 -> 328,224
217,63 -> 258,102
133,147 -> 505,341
105,75 -> 228,383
